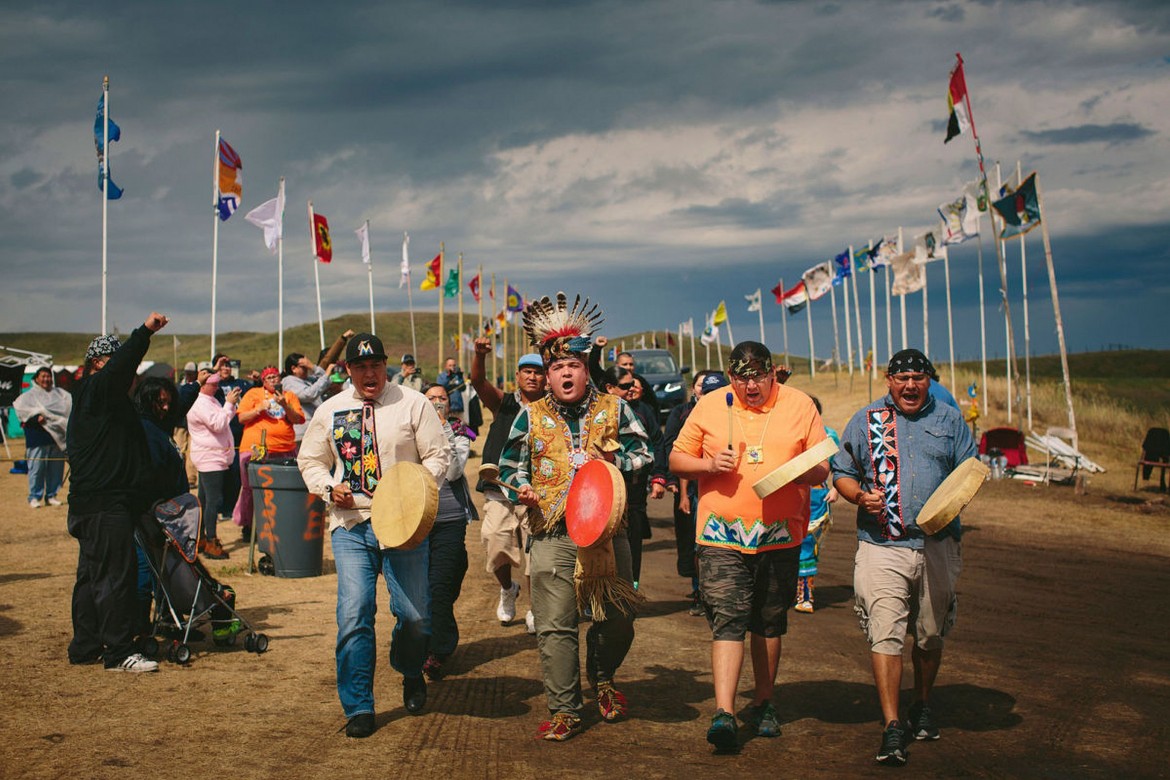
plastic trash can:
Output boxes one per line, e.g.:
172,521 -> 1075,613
248,458 -> 326,578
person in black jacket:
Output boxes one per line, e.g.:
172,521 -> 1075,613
66,311 -> 168,673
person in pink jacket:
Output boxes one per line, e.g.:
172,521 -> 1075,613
186,371 -> 241,559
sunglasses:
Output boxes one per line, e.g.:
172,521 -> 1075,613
616,382 -> 635,390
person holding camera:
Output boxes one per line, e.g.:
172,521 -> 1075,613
232,366 -> 305,534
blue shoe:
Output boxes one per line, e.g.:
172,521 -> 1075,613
706,709 -> 738,752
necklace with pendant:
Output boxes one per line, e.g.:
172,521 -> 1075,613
734,407 -> 773,468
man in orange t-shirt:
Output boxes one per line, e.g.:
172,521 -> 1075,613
231,366 -> 305,532
670,340 -> 829,751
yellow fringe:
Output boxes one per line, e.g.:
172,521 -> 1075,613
573,539 -> 643,621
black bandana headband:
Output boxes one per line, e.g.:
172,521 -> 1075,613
887,348 -> 935,377
729,354 -> 774,379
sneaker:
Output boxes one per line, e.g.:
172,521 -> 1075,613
47,497 -> 63,507
403,675 -> 427,715
876,719 -> 909,766
422,653 -> 444,681
743,701 -> 781,737
497,581 -> 520,624
345,713 -> 375,738
198,537 -> 230,560
688,592 -> 704,617
536,712 -> 583,742
909,702 -> 940,741
706,709 -> 738,752
106,653 -> 159,673
595,680 -> 628,722
795,599 -> 814,614
525,610 -> 536,635
212,619 -> 242,646
29,499 -> 42,509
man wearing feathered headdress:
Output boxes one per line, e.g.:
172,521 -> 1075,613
498,293 -> 653,741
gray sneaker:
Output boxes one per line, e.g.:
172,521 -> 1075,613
876,719 -> 909,766
909,702 -> 940,741
106,653 -> 159,673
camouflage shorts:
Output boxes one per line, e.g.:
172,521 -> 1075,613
697,545 -> 800,641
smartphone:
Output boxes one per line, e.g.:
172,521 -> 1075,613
229,359 -> 241,378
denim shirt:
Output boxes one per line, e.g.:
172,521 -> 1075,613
831,392 -> 976,549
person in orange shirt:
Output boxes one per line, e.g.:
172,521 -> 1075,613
670,341 -> 829,751
232,366 -> 305,535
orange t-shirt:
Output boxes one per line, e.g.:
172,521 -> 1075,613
672,382 -> 827,553
238,388 -> 303,454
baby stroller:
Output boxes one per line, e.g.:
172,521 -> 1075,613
135,493 -> 270,664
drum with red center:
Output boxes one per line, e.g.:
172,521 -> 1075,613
565,460 -> 626,548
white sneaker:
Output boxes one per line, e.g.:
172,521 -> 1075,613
497,582 -> 520,624
106,653 -> 159,673
29,499 -> 42,509
47,497 -> 63,507
525,610 -> 536,635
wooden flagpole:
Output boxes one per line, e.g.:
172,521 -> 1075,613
1033,172 -> 1076,444
436,243 -> 446,378
457,253 -> 465,369
490,273 -> 497,385
308,201 -> 325,351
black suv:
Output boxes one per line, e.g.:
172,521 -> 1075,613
626,349 -> 690,422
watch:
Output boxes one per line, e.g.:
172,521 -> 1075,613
326,485 -> 338,504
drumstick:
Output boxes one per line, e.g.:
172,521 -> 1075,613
842,441 -> 871,492
484,477 -> 519,496
725,392 -> 734,451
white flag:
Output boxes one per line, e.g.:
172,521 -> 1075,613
355,222 -> 371,265
801,261 -> 834,301
913,226 -> 948,264
243,178 -> 285,254
681,318 -> 694,336
700,315 -> 717,346
745,288 -> 762,312
938,181 -> 981,245
399,232 -> 411,288
891,251 -> 925,295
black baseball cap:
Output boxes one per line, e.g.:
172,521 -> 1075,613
401,353 -> 416,364
346,333 -> 388,363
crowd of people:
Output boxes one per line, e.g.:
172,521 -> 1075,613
12,299 -> 975,768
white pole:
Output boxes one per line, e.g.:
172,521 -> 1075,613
868,246 -> 878,381
779,279 -> 790,367
829,283 -> 841,379
1018,160 -> 1033,429
944,251 -> 956,391
1034,173 -> 1077,445
406,233 -> 418,358
976,229 -> 988,407
922,263 -> 930,355
689,318 -> 697,373
851,251 -> 864,373
308,201 -> 325,351
210,129 -> 221,357
805,295 -> 816,379
704,316 -> 710,371
365,220 -> 376,334
755,289 -> 765,345
885,263 -> 893,361
101,77 -> 110,337
898,227 -> 907,349
277,177 -> 285,364
724,312 -> 735,347
994,164 -> 1012,423
842,263 -> 854,376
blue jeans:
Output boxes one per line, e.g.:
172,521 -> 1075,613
27,444 -> 64,502
332,521 -> 431,718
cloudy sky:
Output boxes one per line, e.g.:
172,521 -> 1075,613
2,0 -> 1167,365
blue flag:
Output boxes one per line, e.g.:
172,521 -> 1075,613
991,172 -> 1041,239
831,249 -> 851,285
93,94 -> 123,200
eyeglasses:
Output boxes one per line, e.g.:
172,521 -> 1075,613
616,382 -> 635,390
889,372 -> 930,385
730,374 -> 771,386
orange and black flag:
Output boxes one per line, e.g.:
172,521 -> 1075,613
313,213 -> 332,263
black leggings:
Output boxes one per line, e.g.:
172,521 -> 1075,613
196,469 -> 227,540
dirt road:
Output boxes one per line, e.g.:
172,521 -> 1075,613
2,466 -> 1169,779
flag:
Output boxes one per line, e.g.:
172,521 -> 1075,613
914,227 -> 948,263
871,236 -> 900,269
506,285 -> 523,312
420,254 -> 441,291
938,181 -> 981,245
468,273 -> 481,302
779,281 -> 808,315
681,318 -> 694,336
607,347 -> 616,361
400,233 -> 411,288
700,320 -> 717,346
443,268 -> 460,298
93,94 -> 123,199
890,251 -> 924,295
667,332 -> 676,346
355,223 -> 370,265
832,250 -> 851,285
853,246 -> 874,272
312,212 -> 332,263
801,262 -> 833,301
244,179 -> 285,254
217,139 -> 242,221
712,301 -> 728,325
482,318 -> 494,337
944,57 -> 971,144
496,309 -> 507,327
745,289 -> 762,312
992,172 -> 1041,239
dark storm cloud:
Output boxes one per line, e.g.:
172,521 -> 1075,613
1020,123 -> 1155,146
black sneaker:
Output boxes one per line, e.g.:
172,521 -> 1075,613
345,713 -> 375,738
908,702 -> 940,741
706,709 -> 738,752
876,719 -> 909,766
688,592 -> 704,617
403,675 -> 427,715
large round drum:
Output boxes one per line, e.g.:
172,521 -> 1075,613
370,461 -> 439,549
752,437 -> 840,499
916,457 -> 989,535
565,460 -> 626,549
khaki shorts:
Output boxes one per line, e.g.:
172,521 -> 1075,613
853,536 -> 961,655
480,495 -> 531,575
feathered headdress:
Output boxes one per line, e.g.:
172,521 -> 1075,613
522,292 -> 604,364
